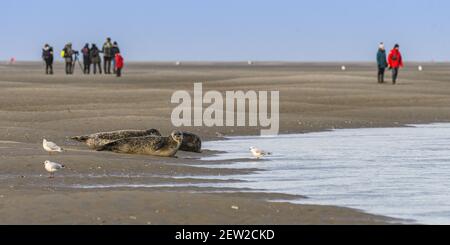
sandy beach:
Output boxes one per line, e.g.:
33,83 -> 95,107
1,61 -> 450,224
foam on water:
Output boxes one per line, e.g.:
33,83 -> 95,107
68,183 -> 193,189
202,123 -> 450,225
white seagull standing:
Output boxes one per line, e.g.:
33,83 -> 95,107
43,139 -> 64,155
43,160 -> 65,178
249,146 -> 272,159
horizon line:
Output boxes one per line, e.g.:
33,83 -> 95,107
2,60 -> 450,64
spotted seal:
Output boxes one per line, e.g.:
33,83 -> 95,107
96,131 -> 184,157
70,129 -> 161,150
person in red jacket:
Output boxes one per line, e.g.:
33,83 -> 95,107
388,44 -> 403,84
115,52 -> 124,77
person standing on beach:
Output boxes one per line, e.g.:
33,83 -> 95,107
376,43 -> 388,84
42,44 -> 54,75
102,37 -> 113,74
62,43 -> 74,75
81,43 -> 91,74
115,52 -> 124,77
388,44 -> 404,85
111,42 -> 121,74
90,44 -> 102,74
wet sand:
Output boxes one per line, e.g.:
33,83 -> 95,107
2,61 -> 450,224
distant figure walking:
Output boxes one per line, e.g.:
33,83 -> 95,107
42,44 -> 54,75
90,44 -> 102,74
102,37 -> 113,74
388,44 -> 403,85
62,43 -> 74,75
81,43 -> 91,74
115,52 -> 124,77
111,41 -> 121,74
376,43 -> 388,84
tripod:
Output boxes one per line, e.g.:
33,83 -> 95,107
72,54 -> 84,74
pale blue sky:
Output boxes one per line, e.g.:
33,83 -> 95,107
1,0 -> 449,61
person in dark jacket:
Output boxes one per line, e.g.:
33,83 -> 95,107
81,43 -> 91,74
376,42 -> 388,84
42,44 -> 54,75
102,37 -> 113,74
90,44 -> 102,74
111,42 -> 121,74
388,44 -> 404,85
63,43 -> 74,75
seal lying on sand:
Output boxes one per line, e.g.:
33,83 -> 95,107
179,132 -> 202,153
97,131 -> 184,157
71,129 -> 161,150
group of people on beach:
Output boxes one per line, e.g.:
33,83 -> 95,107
41,37 -> 124,77
41,38 -> 403,83
377,43 -> 403,84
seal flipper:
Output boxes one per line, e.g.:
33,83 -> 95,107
96,141 -> 117,152
70,135 -> 90,142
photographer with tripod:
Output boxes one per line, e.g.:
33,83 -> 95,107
61,42 -> 84,75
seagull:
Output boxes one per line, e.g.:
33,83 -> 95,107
249,146 -> 272,159
43,160 -> 65,178
43,139 -> 64,155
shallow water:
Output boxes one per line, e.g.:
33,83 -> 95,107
202,124 -> 450,225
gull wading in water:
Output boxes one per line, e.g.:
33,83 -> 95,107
250,146 -> 272,159
43,160 -> 65,178
43,139 -> 64,155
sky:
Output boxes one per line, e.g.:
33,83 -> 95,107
1,0 -> 450,61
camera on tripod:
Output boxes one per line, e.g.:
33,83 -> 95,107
71,51 -> 83,72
